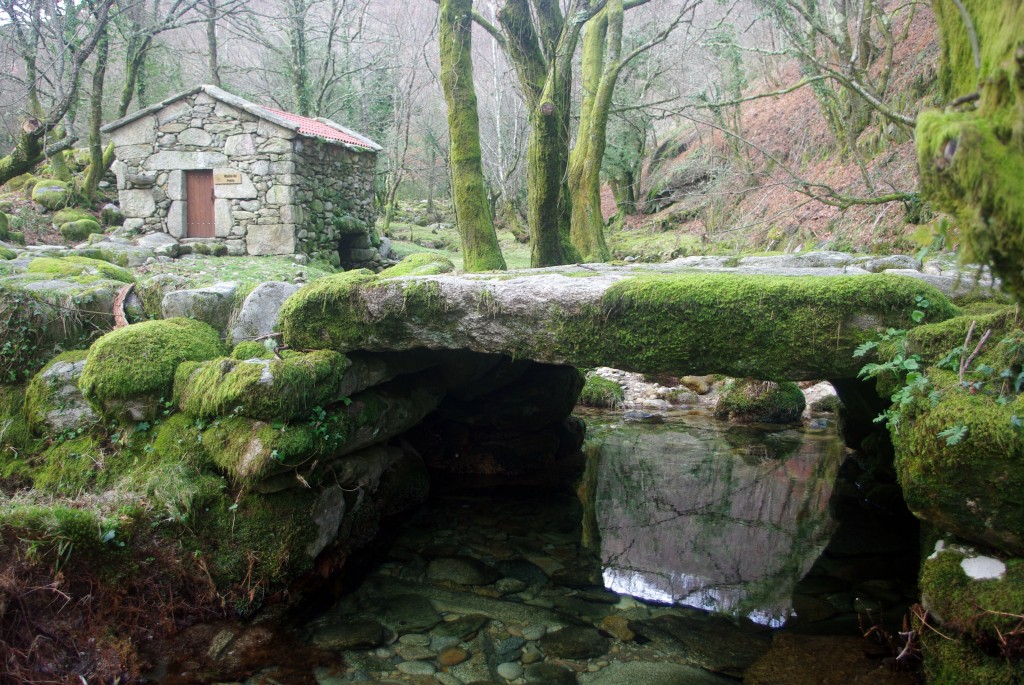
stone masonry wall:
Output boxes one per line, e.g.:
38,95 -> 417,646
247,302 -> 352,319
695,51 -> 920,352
109,90 -> 379,265
294,138 -> 379,268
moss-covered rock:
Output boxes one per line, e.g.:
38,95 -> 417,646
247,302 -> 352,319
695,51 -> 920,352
380,253 -> 455,278
24,350 -> 96,435
0,246 -> 16,260
100,204 -> 124,226
26,255 -> 134,284
60,219 -> 104,242
893,370 -> 1024,555
0,386 -> 36,484
231,341 -> 273,360
919,630 -> 1020,685
714,379 -> 806,424
280,271 -> 957,381
31,179 -> 71,210
906,307 -> 1019,363
0,211 -> 8,236
174,351 -> 352,421
52,208 -> 95,226
79,318 -> 226,422
578,373 -> 624,408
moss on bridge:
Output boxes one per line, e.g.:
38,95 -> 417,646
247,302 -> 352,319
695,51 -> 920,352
279,271 -> 957,381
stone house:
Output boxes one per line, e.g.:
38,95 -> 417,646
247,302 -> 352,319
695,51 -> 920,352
102,84 -> 382,267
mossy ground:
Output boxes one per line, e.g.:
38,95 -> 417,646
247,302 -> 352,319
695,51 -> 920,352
578,373 -> 624,408
79,318 -> 226,417
380,252 -> 455,277
136,255 -> 334,291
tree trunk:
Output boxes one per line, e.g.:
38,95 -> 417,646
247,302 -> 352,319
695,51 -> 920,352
206,0 -> 222,86
82,30 -> 110,201
438,0 -> 506,272
288,0 -> 312,116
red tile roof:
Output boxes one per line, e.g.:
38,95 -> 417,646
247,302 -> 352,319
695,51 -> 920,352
260,106 -> 375,149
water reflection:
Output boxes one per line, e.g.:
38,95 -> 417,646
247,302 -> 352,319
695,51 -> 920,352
582,416 -> 847,626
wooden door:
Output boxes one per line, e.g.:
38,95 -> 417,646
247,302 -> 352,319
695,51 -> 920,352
186,170 -> 215,238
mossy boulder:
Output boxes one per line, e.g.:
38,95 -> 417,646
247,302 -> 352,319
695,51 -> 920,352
231,341 -> 273,360
714,379 -> 806,424
60,219 -> 104,242
0,246 -> 16,260
24,350 -> 96,435
174,350 -> 352,422
0,211 -> 8,235
893,370 -> 1024,555
100,204 -> 124,226
79,318 -> 226,422
31,180 -> 71,210
380,253 -> 455,278
26,255 -> 134,284
578,373 -> 624,408
52,208 -> 95,226
918,542 -> 1024,685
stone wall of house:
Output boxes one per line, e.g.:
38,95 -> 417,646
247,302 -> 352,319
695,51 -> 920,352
109,91 -> 380,266
293,138 -> 379,268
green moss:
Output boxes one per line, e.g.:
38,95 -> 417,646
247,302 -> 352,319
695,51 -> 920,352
52,208 -> 95,226
231,341 -> 273,360
79,318 -> 226,419
921,545 -> 1024,637
919,0 -> 1024,301
380,252 -> 455,277
578,374 -> 624,408
281,272 -> 958,380
714,379 -> 806,424
0,246 -> 15,260
0,386 -> 36,484
31,179 -> 71,210
200,416 -> 318,486
920,630 -> 1019,685
893,370 -> 1024,555
26,256 -> 134,284
0,504 -> 120,567
24,350 -> 91,433
60,219 -> 104,242
174,351 -> 351,421
906,307 -> 1018,362
32,435 -> 105,495
0,212 -> 7,236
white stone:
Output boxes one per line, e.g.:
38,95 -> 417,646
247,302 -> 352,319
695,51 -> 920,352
265,184 -> 294,206
247,224 -> 295,255
167,201 -> 186,238
193,92 -> 216,105
224,133 -> 256,156
146,150 -> 228,170
136,233 -> 178,249
178,127 -> 214,146
280,204 -> 303,224
112,159 -> 128,190
213,101 -> 241,118
110,115 -> 156,146
230,281 -> 301,342
162,281 -> 239,332
214,199 -> 233,238
120,189 -> 156,218
213,169 -> 257,199
961,556 -> 1007,580
496,662 -> 523,680
167,170 -> 185,201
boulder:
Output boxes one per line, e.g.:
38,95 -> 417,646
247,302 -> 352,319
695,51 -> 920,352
78,318 -> 226,422
229,281 -> 300,343
32,180 -> 71,209
162,281 -> 239,333
24,351 -> 98,434
60,219 -> 104,242
174,350 -> 352,421
713,379 -> 806,424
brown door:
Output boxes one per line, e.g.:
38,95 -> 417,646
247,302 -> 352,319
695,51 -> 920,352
186,170 -> 215,238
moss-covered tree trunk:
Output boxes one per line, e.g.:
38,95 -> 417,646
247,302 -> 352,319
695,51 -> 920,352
566,2 -> 620,263
917,0 -> 1024,300
82,30 -> 111,201
439,0 -> 507,272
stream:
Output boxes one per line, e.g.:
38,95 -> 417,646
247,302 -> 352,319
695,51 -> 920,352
144,412 -> 922,684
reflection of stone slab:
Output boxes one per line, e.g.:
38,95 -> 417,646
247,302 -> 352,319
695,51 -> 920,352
589,418 -> 844,625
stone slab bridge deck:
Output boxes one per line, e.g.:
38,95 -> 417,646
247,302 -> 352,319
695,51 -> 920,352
278,257 -> 975,383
